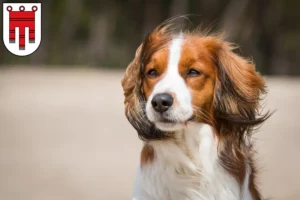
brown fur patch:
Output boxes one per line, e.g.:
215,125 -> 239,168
142,48 -> 169,99
141,144 -> 155,167
179,37 -> 217,125
219,142 -> 247,184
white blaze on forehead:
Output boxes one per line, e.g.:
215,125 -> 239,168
150,34 -> 185,93
146,34 -> 193,124
168,34 -> 183,73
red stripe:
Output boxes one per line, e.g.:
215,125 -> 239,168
10,19 -> 35,21
11,17 -> 34,19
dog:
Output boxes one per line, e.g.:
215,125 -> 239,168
121,18 -> 270,200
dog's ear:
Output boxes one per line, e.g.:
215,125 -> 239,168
121,43 -> 142,105
216,42 -> 265,112
121,42 -> 166,141
203,39 -> 271,190
121,21 -> 176,141
121,43 -> 144,134
205,38 -> 269,140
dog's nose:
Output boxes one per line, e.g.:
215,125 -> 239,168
151,93 -> 173,113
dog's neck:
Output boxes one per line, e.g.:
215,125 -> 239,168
134,122 -> 252,200
145,123 -> 220,179
151,123 -> 217,166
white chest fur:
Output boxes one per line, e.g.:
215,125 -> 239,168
132,123 -> 250,200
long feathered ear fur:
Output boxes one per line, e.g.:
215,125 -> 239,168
121,22 -> 173,141
208,39 -> 271,145
204,38 -> 271,197
196,36 -> 271,150
121,43 -> 156,141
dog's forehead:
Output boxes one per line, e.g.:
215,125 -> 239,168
142,34 -> 218,76
143,36 -> 181,64
153,36 -> 211,58
149,48 -> 169,62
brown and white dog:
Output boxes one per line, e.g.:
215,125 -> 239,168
122,18 -> 269,200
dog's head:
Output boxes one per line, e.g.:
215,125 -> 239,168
121,19 -> 269,142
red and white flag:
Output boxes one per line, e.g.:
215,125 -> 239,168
3,3 -> 41,56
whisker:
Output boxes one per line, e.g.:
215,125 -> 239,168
191,106 -> 215,124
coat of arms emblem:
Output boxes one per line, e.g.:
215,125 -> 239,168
3,3 -> 41,56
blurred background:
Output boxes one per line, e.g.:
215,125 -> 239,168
0,0 -> 299,200
1,0 -> 300,74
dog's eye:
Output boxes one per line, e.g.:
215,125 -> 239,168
147,69 -> 158,77
186,69 -> 201,77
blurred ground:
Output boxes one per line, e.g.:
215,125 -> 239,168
0,67 -> 299,200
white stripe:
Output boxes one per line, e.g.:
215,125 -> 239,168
167,34 -> 183,73
146,33 -> 193,126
